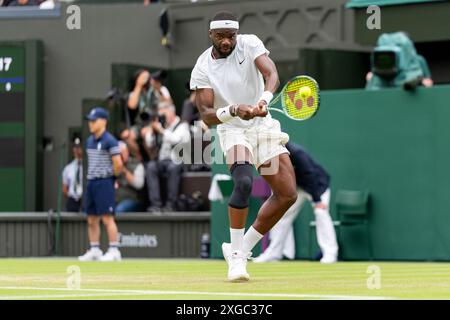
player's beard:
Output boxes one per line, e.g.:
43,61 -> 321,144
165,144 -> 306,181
213,42 -> 235,58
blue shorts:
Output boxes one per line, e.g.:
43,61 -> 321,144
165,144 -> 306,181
85,178 -> 115,215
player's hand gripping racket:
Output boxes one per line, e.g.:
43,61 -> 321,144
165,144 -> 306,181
266,75 -> 320,121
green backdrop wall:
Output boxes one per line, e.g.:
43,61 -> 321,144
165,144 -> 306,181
210,85 -> 450,261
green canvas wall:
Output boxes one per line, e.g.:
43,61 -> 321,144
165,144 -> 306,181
211,85 -> 450,261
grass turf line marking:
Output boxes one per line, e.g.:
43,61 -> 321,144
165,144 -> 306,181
0,293 -> 140,300
0,286 -> 393,300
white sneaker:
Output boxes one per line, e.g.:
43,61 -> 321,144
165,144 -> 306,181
320,254 -> 337,264
78,248 -> 103,261
222,242 -> 231,264
222,243 -> 250,282
99,248 -> 122,262
228,251 -> 251,282
253,251 -> 281,263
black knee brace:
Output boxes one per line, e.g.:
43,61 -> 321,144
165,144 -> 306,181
229,161 -> 253,209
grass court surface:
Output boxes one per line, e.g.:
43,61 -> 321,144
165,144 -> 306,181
0,259 -> 449,300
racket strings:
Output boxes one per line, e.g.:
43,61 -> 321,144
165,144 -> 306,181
282,78 -> 319,120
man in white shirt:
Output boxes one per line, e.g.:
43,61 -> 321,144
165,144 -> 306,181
144,102 -> 191,212
190,11 -> 297,282
62,138 -> 83,212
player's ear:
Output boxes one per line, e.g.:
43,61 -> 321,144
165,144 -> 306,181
208,30 -> 212,39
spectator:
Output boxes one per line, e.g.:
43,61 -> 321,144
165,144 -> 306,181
79,107 -> 123,262
366,31 -> 433,90
143,0 -> 160,6
62,137 -> 83,212
149,70 -> 172,106
115,141 -> 146,213
7,0 -> 39,6
181,81 -> 200,126
144,102 -> 190,212
121,69 -> 151,161
39,0 -> 55,9
181,82 -> 211,171
121,69 -> 172,162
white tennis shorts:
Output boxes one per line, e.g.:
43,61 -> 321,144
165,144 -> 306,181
217,117 -> 290,169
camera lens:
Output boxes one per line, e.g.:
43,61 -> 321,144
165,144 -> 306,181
140,111 -> 150,121
159,114 -> 166,127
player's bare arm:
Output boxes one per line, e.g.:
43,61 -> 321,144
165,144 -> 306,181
255,54 -> 280,95
195,87 -> 259,127
253,54 -> 280,116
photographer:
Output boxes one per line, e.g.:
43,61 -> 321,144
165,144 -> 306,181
121,69 -> 172,161
143,102 -> 190,213
181,81 -> 200,126
149,70 -> 172,105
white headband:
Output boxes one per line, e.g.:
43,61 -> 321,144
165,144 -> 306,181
210,20 -> 239,30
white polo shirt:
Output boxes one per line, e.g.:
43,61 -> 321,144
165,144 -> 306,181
62,159 -> 83,201
190,34 -> 273,129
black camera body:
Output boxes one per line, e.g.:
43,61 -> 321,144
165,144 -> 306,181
140,108 -> 166,128
139,109 -> 166,150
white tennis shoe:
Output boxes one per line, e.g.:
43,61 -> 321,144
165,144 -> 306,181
253,251 -> 281,263
78,248 -> 103,261
320,254 -> 337,264
222,242 -> 232,264
222,243 -> 250,282
99,248 -> 122,262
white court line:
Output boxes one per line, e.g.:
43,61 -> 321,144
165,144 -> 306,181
0,286 -> 393,300
0,293 -> 140,300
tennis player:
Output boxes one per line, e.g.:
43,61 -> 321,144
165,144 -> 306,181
190,11 -> 297,281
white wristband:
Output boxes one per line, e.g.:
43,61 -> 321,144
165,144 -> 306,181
216,105 -> 234,123
259,91 -> 273,105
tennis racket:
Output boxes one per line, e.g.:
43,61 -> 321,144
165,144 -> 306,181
266,75 -> 320,121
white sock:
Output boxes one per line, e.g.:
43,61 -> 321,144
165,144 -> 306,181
90,242 -> 100,250
230,228 -> 245,252
109,242 -> 119,250
243,226 -> 264,254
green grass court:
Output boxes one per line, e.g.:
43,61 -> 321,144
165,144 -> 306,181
0,259 -> 449,300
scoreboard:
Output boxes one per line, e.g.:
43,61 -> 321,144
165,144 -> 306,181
0,47 -> 25,93
0,41 -> 43,211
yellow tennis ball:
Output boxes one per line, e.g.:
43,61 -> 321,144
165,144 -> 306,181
300,86 -> 311,98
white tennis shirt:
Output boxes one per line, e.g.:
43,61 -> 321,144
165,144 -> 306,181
190,34 -> 273,129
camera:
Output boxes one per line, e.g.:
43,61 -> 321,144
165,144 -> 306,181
372,48 -> 399,80
139,108 -> 156,124
139,110 -> 166,150
158,114 -> 166,128
139,108 -> 166,128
